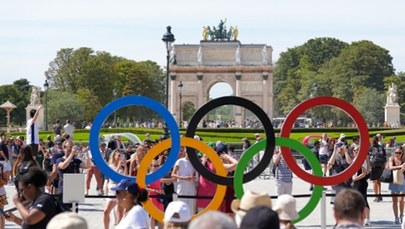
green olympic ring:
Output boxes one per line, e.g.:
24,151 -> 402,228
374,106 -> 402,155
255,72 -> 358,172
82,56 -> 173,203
233,137 -> 323,224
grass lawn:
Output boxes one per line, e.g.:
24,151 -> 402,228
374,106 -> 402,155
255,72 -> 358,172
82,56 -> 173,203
20,127 -> 405,146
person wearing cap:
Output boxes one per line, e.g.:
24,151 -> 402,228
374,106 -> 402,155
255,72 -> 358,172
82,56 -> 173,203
163,201 -> 191,229
231,190 -> 272,227
240,206 -> 280,229
328,139 -> 353,200
111,179 -> 150,229
273,194 -> 299,229
172,147 -> 197,214
333,189 -> 366,229
188,210 -> 237,229
103,149 -> 127,229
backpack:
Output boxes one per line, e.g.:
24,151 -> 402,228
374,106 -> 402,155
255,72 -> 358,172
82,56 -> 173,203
369,145 -> 386,167
48,194 -> 68,214
14,161 -> 36,189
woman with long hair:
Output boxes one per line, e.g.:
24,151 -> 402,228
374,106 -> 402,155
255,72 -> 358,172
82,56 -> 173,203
13,145 -> 39,193
129,145 -> 147,176
388,146 -> 405,224
103,150 -> 127,229
111,179 -> 150,229
6,167 -> 58,229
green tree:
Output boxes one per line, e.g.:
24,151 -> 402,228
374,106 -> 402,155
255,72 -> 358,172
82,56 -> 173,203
0,79 -> 31,126
353,87 -> 385,125
45,48 -> 116,106
75,88 -> 102,122
274,38 -> 348,115
47,90 -> 84,125
321,40 -> 395,102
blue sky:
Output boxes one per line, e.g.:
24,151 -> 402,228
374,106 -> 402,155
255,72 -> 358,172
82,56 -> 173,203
1,0 -> 405,98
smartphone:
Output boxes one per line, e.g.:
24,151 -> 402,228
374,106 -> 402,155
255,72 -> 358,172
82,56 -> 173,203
120,154 -> 126,162
336,142 -> 344,148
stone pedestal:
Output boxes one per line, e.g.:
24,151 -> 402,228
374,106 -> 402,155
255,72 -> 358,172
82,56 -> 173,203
384,103 -> 400,128
26,105 -> 44,129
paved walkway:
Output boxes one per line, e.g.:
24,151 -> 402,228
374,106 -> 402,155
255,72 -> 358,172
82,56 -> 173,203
3,166 -> 403,229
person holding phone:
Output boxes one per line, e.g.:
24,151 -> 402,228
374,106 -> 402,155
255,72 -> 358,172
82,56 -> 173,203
56,141 -> 91,211
5,167 -> 58,229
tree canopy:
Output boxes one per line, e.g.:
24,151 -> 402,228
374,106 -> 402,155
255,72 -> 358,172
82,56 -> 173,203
44,47 -> 165,125
274,38 -> 397,126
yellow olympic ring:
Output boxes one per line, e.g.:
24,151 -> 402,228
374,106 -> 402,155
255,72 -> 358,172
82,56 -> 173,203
137,137 -> 227,223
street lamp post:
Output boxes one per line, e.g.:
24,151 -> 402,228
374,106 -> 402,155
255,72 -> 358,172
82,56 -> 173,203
44,80 -> 49,131
310,80 -> 318,127
178,81 -> 183,128
162,26 -> 175,138
113,89 -> 117,128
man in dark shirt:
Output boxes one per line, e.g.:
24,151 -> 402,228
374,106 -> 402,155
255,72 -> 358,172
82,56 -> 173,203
0,132 -> 10,183
56,142 -> 90,211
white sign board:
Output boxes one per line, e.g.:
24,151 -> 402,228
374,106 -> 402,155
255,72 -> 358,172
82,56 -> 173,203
63,173 -> 85,203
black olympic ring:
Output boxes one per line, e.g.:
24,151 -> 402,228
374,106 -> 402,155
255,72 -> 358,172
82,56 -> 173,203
185,96 -> 276,186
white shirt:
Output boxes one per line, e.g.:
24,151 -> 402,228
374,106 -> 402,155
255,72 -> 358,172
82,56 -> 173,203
63,123 -> 75,138
26,118 -> 39,144
115,205 -> 150,229
319,140 -> 329,156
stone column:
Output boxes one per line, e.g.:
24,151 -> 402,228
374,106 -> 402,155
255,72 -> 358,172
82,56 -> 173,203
385,104 -> 401,128
197,73 -> 204,108
169,74 -> 176,114
235,73 -> 243,127
262,73 -> 269,116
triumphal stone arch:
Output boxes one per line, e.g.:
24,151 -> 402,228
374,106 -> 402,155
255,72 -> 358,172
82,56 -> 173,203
168,23 -> 274,126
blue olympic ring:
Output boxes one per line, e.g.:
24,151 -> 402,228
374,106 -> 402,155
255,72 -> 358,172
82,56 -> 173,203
89,96 -> 180,184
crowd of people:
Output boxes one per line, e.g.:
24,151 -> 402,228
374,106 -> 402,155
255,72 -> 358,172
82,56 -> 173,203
0,108 -> 404,229
298,132 -> 405,226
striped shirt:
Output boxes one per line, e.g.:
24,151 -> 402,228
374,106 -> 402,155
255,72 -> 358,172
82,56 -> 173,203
274,155 -> 292,183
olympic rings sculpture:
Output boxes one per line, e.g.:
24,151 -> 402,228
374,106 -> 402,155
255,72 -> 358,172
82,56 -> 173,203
89,95 -> 369,223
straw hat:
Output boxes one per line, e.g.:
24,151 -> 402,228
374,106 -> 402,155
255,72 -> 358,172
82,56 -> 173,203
231,191 -> 272,217
273,194 -> 299,221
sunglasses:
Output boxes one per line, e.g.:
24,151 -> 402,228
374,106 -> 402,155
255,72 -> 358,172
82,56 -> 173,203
395,151 -> 403,155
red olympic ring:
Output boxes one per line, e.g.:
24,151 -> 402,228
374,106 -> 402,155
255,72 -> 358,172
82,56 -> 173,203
280,96 -> 369,186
